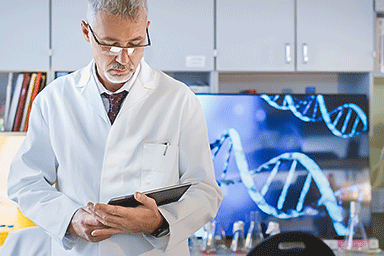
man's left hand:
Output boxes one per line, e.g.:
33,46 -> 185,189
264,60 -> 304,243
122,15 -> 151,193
87,192 -> 164,237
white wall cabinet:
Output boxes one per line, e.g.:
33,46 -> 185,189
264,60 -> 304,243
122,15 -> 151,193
296,0 -> 374,72
216,0 -> 374,72
144,0 -> 214,71
216,0 -> 295,72
0,0 -> 49,71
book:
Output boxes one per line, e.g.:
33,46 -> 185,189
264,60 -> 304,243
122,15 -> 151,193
38,74 -> 46,93
20,73 -> 37,131
55,71 -> 71,79
23,72 -> 42,132
4,73 -> 13,131
12,73 -> 30,132
6,74 -> 24,132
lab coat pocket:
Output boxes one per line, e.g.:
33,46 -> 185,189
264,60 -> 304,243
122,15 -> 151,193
141,142 -> 179,190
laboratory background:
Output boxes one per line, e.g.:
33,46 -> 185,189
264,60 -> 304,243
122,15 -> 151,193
0,0 -> 384,255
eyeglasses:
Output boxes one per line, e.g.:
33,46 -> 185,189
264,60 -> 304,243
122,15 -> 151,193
87,23 -> 151,55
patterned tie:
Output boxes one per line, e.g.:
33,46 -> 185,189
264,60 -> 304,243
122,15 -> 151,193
103,91 -> 128,124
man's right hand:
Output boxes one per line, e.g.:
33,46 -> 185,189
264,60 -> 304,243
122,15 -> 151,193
66,207 -> 113,243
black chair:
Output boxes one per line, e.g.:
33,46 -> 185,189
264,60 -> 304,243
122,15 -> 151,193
247,231 -> 335,256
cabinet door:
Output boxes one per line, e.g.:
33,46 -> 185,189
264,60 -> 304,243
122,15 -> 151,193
0,0 -> 49,71
144,0 -> 214,71
51,0 -> 92,71
216,0 -> 295,72
296,0 -> 374,72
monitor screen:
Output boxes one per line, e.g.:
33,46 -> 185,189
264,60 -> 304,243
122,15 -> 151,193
196,94 -> 370,239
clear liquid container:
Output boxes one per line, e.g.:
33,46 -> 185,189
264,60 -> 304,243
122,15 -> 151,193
339,201 -> 369,253
245,211 -> 264,251
230,220 -> 247,254
200,220 -> 217,255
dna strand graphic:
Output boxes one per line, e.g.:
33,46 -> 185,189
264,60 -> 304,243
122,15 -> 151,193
260,94 -> 368,138
211,128 -> 353,235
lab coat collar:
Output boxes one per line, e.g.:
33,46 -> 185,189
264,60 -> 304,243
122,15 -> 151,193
75,59 -> 158,124
118,58 -> 158,112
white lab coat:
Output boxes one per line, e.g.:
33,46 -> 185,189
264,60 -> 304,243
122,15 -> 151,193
7,59 -> 223,256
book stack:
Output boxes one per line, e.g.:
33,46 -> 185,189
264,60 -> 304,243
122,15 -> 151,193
4,72 -> 47,132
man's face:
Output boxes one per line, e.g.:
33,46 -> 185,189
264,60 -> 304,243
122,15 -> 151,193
82,10 -> 150,92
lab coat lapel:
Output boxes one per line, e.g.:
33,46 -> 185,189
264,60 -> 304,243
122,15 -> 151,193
118,60 -> 158,115
76,61 -> 110,124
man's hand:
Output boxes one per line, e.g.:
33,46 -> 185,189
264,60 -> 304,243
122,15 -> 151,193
66,207 -> 120,242
88,192 -> 164,237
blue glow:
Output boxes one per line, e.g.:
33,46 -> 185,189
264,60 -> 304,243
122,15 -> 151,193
260,94 -> 368,138
199,94 -> 370,237
211,128 -> 351,235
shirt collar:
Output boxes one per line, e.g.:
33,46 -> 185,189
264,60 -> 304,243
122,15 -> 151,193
92,62 -> 141,95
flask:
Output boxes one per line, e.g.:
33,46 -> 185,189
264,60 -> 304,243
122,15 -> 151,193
200,220 -> 217,255
340,201 -> 369,252
230,220 -> 247,254
189,233 -> 203,255
265,221 -> 280,237
245,211 -> 264,251
213,221 -> 227,253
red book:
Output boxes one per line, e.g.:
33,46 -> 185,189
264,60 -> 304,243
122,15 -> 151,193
23,72 -> 42,132
13,73 -> 30,131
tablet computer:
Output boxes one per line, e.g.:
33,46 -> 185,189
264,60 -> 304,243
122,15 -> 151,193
108,182 -> 193,207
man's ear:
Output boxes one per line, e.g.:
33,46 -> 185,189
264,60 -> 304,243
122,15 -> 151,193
81,20 -> 91,43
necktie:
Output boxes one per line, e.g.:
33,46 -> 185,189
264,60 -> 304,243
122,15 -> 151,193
103,91 -> 128,124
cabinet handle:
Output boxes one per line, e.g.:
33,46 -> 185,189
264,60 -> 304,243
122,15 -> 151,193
285,43 -> 291,64
302,43 -> 309,64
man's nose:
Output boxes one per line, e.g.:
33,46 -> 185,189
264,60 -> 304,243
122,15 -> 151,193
115,48 -> 130,65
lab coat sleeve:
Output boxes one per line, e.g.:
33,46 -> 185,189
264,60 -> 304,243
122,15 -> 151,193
143,94 -> 223,252
7,101 -> 82,250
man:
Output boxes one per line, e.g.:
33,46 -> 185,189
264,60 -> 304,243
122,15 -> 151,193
7,0 -> 222,255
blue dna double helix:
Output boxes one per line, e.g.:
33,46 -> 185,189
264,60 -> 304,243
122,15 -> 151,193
211,128 -> 350,235
260,94 -> 368,138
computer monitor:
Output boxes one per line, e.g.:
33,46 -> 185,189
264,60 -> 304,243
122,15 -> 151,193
196,94 -> 370,239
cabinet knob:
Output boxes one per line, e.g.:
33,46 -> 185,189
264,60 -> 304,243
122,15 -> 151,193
302,43 -> 309,64
285,43 -> 291,64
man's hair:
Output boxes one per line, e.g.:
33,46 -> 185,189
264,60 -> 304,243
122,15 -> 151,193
87,0 -> 148,23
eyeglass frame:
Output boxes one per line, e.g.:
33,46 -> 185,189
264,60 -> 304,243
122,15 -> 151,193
86,22 -> 151,55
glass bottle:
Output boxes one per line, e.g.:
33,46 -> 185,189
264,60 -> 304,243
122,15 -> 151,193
245,211 -> 264,251
340,201 -> 369,252
200,220 -> 217,255
230,220 -> 247,254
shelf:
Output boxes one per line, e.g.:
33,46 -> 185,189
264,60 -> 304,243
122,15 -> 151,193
0,132 -> 27,136
373,73 -> 384,78
316,157 -> 369,171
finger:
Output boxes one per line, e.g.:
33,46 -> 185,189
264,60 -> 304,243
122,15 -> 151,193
93,203 -> 128,216
92,207 -> 127,229
85,202 -> 95,214
134,192 -> 157,210
79,208 -> 110,229
89,234 -> 113,243
80,208 -> 101,226
91,228 -> 123,237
